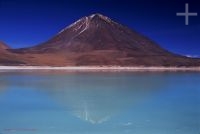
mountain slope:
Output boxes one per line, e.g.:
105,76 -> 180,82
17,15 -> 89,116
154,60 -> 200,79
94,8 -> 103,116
0,41 -> 10,50
0,42 -> 28,65
19,14 -> 170,54
7,13 -> 200,66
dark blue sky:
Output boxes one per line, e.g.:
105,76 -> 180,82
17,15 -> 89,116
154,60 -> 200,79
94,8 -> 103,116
0,0 -> 199,56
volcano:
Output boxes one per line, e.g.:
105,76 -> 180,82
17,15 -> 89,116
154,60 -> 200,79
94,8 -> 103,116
4,13 -> 200,66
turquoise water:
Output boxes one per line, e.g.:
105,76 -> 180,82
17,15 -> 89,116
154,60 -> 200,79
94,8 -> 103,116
0,71 -> 199,134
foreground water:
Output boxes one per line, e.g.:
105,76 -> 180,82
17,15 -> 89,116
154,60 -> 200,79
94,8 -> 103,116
0,71 -> 199,134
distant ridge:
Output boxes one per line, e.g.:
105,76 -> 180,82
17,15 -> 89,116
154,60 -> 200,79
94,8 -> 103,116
0,41 -> 10,50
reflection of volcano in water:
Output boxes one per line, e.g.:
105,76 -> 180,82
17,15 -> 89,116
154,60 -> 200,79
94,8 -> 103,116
35,73 -> 165,124
74,101 -> 110,124
0,72 -> 166,124
48,85 -> 131,124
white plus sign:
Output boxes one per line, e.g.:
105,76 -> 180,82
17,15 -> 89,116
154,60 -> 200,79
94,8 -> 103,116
176,3 -> 198,25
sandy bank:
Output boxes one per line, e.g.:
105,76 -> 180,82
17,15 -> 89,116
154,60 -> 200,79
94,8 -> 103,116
0,66 -> 200,71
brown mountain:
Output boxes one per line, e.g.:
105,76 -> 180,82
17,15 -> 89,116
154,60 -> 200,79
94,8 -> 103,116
4,13 -> 200,66
0,41 -> 10,50
0,41 -> 30,65
0,41 -> 26,65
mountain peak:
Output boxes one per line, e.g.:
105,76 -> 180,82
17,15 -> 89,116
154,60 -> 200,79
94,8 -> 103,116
89,13 -> 105,17
58,13 -> 113,34
89,13 -> 112,23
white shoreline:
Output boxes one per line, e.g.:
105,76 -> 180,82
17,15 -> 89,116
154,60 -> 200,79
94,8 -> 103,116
0,66 -> 200,71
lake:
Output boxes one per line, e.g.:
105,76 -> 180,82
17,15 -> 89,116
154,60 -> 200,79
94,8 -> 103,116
0,71 -> 199,134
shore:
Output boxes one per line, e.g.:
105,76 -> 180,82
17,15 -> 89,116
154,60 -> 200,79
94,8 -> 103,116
0,66 -> 200,71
